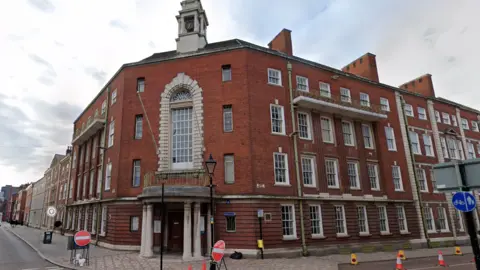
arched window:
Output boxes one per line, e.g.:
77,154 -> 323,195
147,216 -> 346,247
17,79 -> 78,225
170,89 -> 194,169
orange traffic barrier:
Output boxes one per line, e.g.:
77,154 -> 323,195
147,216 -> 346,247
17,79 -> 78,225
350,253 -> 358,265
437,251 -> 447,267
455,246 -> 463,255
202,260 -> 207,270
398,250 -> 406,260
395,254 -> 405,270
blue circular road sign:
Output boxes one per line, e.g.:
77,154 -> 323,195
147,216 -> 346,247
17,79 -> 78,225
452,192 -> 477,212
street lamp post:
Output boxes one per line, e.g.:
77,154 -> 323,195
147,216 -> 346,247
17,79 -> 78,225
204,154 -> 217,270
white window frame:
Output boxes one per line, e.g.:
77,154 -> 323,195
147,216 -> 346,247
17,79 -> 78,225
467,142 -> 476,159
325,158 -> 340,188
89,170 -> 95,195
101,100 -> 107,115
297,112 -> 312,140
135,115 -> 143,139
423,134 -> 434,157
91,206 -> 97,234
222,65 -> 232,82
273,153 -> 289,185
347,161 -> 360,190
396,206 -> 409,234
130,216 -> 140,232
281,204 -> 297,240
105,162 -> 112,191
442,113 -> 451,125
96,167 -> 102,195
309,205 -> 324,238
319,82 -> 331,98
473,121 -> 479,132
342,121 -> 355,146
380,97 -> 390,111
301,156 -> 316,188
224,154 -> 235,184
334,205 -> 348,236
367,163 -> 380,191
270,104 -> 286,135
456,210 -> 465,232
111,89 -> 117,105
440,137 -> 449,159
434,111 -> 441,122
357,205 -> 370,235
392,165 -> 404,191
100,205 -> 107,236
378,205 -> 390,234
417,107 -> 427,120
108,120 -> 115,147
461,118 -> 469,130
415,167 -> 428,192
223,105 -> 233,132
132,160 -> 141,187
437,207 -> 450,233
404,104 -> 414,117
340,87 -> 351,103
137,78 -> 145,92
409,131 -> 422,155
320,116 -> 334,143
385,126 -> 397,151
296,75 -> 309,91
267,68 -> 282,86
424,207 -> 436,233
359,92 -> 370,107
362,124 -> 374,149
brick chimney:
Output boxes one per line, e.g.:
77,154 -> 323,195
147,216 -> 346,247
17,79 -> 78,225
66,146 -> 72,155
268,29 -> 293,56
399,74 -> 436,97
342,53 -> 379,82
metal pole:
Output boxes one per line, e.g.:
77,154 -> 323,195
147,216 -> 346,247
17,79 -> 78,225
259,217 -> 264,259
160,182 -> 164,270
459,164 -> 480,269
209,174 -> 216,270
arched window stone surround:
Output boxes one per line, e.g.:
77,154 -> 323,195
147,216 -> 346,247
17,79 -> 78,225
158,73 -> 204,171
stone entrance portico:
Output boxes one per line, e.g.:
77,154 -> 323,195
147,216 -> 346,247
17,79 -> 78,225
139,181 -> 212,261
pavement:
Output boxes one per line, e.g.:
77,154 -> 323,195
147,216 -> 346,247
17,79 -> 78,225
339,255 -> 476,270
1,222 -> 478,270
0,224 -> 62,270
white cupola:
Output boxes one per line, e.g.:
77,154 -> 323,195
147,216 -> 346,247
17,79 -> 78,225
175,0 -> 209,53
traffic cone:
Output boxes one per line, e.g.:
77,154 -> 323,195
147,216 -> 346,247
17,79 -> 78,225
202,260 -> 207,270
187,264 -> 192,270
454,246 -> 463,255
398,250 -> 406,260
437,251 -> 447,267
395,254 -> 405,270
350,253 -> 358,265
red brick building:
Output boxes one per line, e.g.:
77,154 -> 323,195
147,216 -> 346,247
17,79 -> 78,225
64,0 -> 479,259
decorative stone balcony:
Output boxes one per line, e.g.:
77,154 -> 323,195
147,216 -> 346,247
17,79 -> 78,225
293,90 -> 387,121
72,115 -> 106,145
139,170 -> 211,200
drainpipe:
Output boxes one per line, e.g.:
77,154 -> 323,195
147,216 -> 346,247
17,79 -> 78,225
400,95 -> 431,248
95,86 -> 111,244
63,149 -> 73,235
287,61 -> 308,256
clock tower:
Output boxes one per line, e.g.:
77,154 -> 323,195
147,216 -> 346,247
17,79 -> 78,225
175,0 -> 209,53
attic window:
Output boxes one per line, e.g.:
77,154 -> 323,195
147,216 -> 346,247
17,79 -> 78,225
359,58 -> 363,64
184,16 -> 195,33
419,78 -> 423,83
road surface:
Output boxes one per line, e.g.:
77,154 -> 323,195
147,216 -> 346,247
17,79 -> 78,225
0,225 -> 63,270
339,254 -> 476,270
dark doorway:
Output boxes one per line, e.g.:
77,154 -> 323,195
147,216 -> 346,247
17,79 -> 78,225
168,211 -> 184,252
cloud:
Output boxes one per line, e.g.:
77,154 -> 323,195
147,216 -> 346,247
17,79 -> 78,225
27,0 -> 55,13
84,67 -> 107,86
109,19 -> 129,31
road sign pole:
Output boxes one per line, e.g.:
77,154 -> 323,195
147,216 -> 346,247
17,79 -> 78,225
459,164 -> 480,270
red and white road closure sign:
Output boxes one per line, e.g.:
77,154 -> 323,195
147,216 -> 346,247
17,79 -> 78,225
211,240 -> 226,262
74,230 -> 91,247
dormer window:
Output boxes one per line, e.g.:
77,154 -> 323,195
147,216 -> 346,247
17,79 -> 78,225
184,16 -> 195,33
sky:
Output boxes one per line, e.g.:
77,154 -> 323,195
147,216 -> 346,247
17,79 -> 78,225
0,0 -> 478,189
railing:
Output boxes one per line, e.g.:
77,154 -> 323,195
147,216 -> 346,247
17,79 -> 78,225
72,114 -> 106,140
143,170 -> 209,188
294,89 -> 385,114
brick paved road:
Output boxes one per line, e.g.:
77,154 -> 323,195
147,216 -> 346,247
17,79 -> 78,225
339,255 -> 475,270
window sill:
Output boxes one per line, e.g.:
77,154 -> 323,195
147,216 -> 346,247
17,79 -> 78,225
271,132 -> 287,136
350,187 -> 361,191
323,141 -> 335,144
380,232 -> 392,236
312,235 -> 326,239
400,231 -> 411,235
395,190 -> 405,192
359,232 -> 371,237
388,149 -> 397,152
304,185 -> 317,189
336,233 -> 350,238
299,137 -> 312,141
282,236 -> 298,241
371,189 -> 381,192
296,89 -> 309,92
274,184 -> 292,187
344,144 -> 356,147
328,187 -> 340,190
267,82 -> 283,87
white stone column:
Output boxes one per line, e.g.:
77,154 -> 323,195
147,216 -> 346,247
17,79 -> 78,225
182,201 -> 192,261
207,207 -> 212,254
144,204 -> 154,257
193,202 -> 202,258
140,204 -> 147,256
